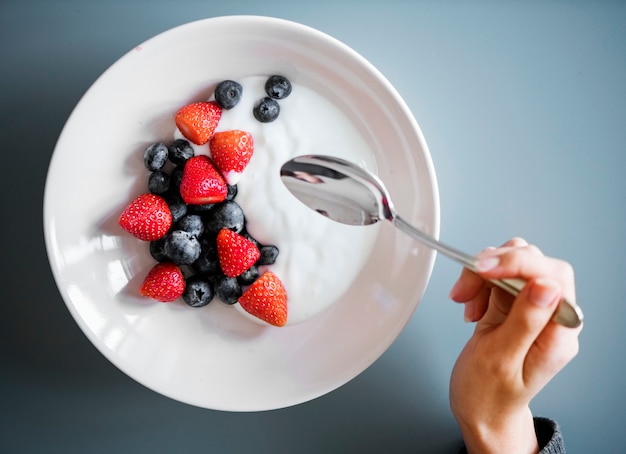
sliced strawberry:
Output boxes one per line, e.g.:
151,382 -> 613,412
238,271 -> 288,327
118,193 -> 172,241
140,262 -> 185,302
175,101 -> 222,145
216,228 -> 260,278
209,130 -> 254,185
179,155 -> 228,205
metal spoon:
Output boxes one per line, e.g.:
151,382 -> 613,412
280,154 -> 583,328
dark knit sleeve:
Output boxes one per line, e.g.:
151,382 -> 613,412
457,417 -> 565,453
535,417 -> 565,453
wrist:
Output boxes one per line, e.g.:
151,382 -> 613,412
456,406 -> 539,454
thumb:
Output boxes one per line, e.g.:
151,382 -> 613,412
498,278 -> 561,360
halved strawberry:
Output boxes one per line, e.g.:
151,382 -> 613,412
118,193 -> 172,241
216,228 -> 260,278
140,262 -> 185,302
175,101 -> 222,145
179,155 -> 228,205
209,130 -> 254,185
238,271 -> 288,327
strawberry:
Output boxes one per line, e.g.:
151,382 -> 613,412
175,101 -> 222,145
238,271 -> 288,327
118,193 -> 172,241
179,155 -> 228,205
209,130 -> 254,185
139,262 -> 186,302
216,228 -> 260,278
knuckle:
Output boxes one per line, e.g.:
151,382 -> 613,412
551,259 -> 576,287
502,236 -> 528,247
524,244 -> 544,256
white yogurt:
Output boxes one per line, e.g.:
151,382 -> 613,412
177,76 -> 380,325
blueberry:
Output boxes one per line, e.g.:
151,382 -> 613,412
164,193 -> 187,222
170,165 -> 185,192
253,97 -> 280,123
183,275 -> 214,308
214,80 -> 243,110
257,245 -> 279,266
192,237 -> 220,275
189,202 -> 215,214
148,170 -> 170,194
204,200 -> 245,234
226,184 -> 238,201
265,75 -> 292,99
144,142 -> 169,171
164,230 -> 201,265
237,265 -> 259,286
214,274 -> 242,305
168,139 -> 194,166
149,237 -> 168,262
174,214 -> 204,237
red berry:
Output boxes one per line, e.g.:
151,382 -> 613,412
238,271 -> 288,327
179,155 -> 228,205
175,101 -> 222,145
216,228 -> 260,278
140,262 -> 185,302
209,130 -> 254,185
118,193 -> 172,241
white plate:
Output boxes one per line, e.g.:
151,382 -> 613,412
43,16 -> 439,411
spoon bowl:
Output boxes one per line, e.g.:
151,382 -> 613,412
280,154 -> 583,328
280,155 -> 393,225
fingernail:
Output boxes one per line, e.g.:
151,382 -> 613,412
529,278 -> 560,307
463,301 -> 475,322
476,256 -> 500,272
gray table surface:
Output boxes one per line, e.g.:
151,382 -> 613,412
2,1 -> 624,453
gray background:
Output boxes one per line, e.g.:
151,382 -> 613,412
1,1 -> 624,452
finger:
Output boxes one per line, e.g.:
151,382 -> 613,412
452,241 -> 535,322
475,287 -> 515,327
449,266 -> 495,324
463,280 -> 492,323
476,243 -> 544,263
449,266 -> 486,303
475,249 -> 576,303
500,237 -> 529,248
525,319 -> 582,389
495,278 -> 562,362
450,246 -> 498,302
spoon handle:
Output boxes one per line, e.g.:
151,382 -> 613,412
392,215 -> 583,328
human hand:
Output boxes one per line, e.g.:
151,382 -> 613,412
449,238 -> 582,454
